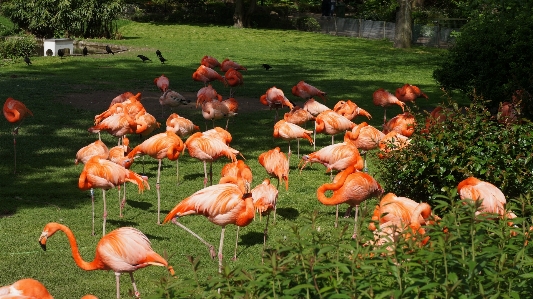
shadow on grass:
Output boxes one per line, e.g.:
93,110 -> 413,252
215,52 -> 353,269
275,207 -> 299,220
127,200 -> 153,210
107,219 -> 139,227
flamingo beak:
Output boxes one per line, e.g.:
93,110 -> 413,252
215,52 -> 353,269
39,233 -> 48,251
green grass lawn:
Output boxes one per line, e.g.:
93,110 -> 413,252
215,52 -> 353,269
0,20 -> 447,298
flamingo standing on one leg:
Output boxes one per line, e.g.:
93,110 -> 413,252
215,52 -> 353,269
127,131 -> 184,224
3,97 -> 33,174
192,65 -> 225,86
395,83 -> 428,104
317,165 -> 383,237
166,113 -> 200,138
258,147 -> 289,194
201,55 -> 221,69
372,88 -> 405,127
284,106 -> 315,158
314,110 -> 355,146
220,58 -> 247,72
108,137 -> 133,218
78,156 -> 150,236
273,119 -> 313,165
163,176 -> 255,273
333,100 -> 372,121
39,222 -> 174,299
251,178 -> 279,261
291,81 -> 328,101
344,122 -> 385,171
224,68 -> 244,98
260,87 -> 295,121
154,74 -> 170,92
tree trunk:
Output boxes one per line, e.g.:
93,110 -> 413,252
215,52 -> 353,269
394,0 -> 412,48
245,0 -> 258,27
234,0 -> 244,28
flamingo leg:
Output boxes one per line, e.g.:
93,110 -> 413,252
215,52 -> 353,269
331,135 -> 334,145
129,272 -> 140,298
171,218 -> 216,259
115,272 -> 121,299
233,226 -> 240,260
335,204 -> 339,228
225,117 -> 230,131
297,138 -> 300,159
120,182 -> 126,217
90,188 -> 95,236
363,151 -> 368,172
287,141 -> 291,166
383,108 -> 387,128
117,185 -> 122,218
209,162 -> 213,187
203,161 -> 208,188
157,158 -> 162,225
102,189 -> 107,236
218,227 -> 225,274
352,205 -> 360,239
262,212 -> 271,264
313,121 -> 316,150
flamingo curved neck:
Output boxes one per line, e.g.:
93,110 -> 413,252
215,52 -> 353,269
54,224 -> 102,271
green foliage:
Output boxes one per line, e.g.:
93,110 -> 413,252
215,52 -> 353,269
0,34 -> 37,59
1,0 -> 124,38
293,16 -> 321,32
352,0 -> 397,22
375,97 -> 533,205
433,8 -> 533,116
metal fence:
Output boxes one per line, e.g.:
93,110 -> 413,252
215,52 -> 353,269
317,17 -> 466,48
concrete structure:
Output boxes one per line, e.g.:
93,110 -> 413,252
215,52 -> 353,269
43,38 -> 74,56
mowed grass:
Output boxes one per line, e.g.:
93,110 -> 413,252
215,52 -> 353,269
0,20 -> 447,298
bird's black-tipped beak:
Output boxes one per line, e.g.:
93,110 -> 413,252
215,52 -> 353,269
40,242 -> 47,251
39,233 -> 47,251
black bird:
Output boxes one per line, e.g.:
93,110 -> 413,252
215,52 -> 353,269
24,56 -> 31,65
106,45 -> 114,55
159,56 -> 167,64
156,50 -> 162,57
137,55 -> 151,62
83,46 -> 88,56
262,64 -> 272,70
58,49 -> 64,59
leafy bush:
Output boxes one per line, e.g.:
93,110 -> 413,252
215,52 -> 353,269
0,34 -> 37,59
293,16 -> 321,32
433,10 -> 533,117
374,97 -> 533,205
151,197 -> 533,298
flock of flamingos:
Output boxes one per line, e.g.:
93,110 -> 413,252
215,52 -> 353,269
1,54 -> 519,298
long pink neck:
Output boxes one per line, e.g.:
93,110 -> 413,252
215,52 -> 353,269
54,224 -> 102,271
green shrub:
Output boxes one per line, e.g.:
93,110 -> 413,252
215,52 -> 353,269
374,97 -> 533,205
293,16 -> 321,32
0,34 -> 37,59
433,11 -> 533,118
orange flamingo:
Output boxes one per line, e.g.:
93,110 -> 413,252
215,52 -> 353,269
378,131 -> 411,159
78,156 -> 149,235
273,119 -> 313,164
251,178 -> 279,259
457,177 -> 517,224
317,165 -> 383,235
184,131 -> 240,188
202,127 -> 233,145
196,84 -> 223,107
395,83 -> 428,103
110,91 -> 135,106
201,99 -> 232,130
95,93 -> 146,125
192,65 -> 224,86
201,55 -> 221,69
154,74 -> 170,92
284,106 -> 315,126
39,222 -> 174,299
260,87 -> 295,120
220,160 -> 253,191
3,97 -> 33,174
383,112 -> 416,137
158,90 -> 190,118
220,58 -> 247,72
221,97 -> 239,130
166,113 -> 200,137
291,81 -> 327,101
108,138 -> 133,218
299,133 -> 364,176
89,108 -> 137,144
372,88 -> 405,125
127,131 -> 184,224
75,140 -> 109,165
224,68 -> 244,97
134,111 -> 160,139
303,98 -> 330,117
0,278 -> 54,299
315,110 -> 356,146
258,147 -> 289,191
163,177 -> 254,273
421,106 -> 449,134
333,100 -> 372,121
344,122 -> 385,171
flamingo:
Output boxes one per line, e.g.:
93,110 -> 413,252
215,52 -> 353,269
220,58 -> 247,72
192,65 -> 224,86
220,160 -> 253,192
184,131 -> 240,188
273,119 -> 313,164
251,178 -> 279,260
378,131 -> 411,159
94,93 -> 146,126
372,88 -> 405,126
303,98 -> 330,117
89,108 -> 137,145
284,106 -> 315,154
38,222 -> 174,299
158,90 -> 190,118
224,68 -> 244,97
78,156 -> 149,236
201,99 -> 234,130
134,111 -> 160,139
316,165 -> 383,237
3,97 -> 33,174
421,106 -> 449,134
260,87 -> 295,120
202,127 -> 233,144
108,138 -> 133,218
258,147 -> 289,192
457,177 -> 518,224
333,100 -> 372,121
196,84 -> 223,107
314,110 -> 355,146
383,112 -> 416,137
395,83 -> 428,103
110,91 -> 135,106
201,55 -> 221,69
291,81 -> 327,101
0,278 -> 53,299
154,74 -> 170,92
344,122 -> 385,171
166,113 -> 200,138
163,176 -> 255,273
127,131 -> 184,224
